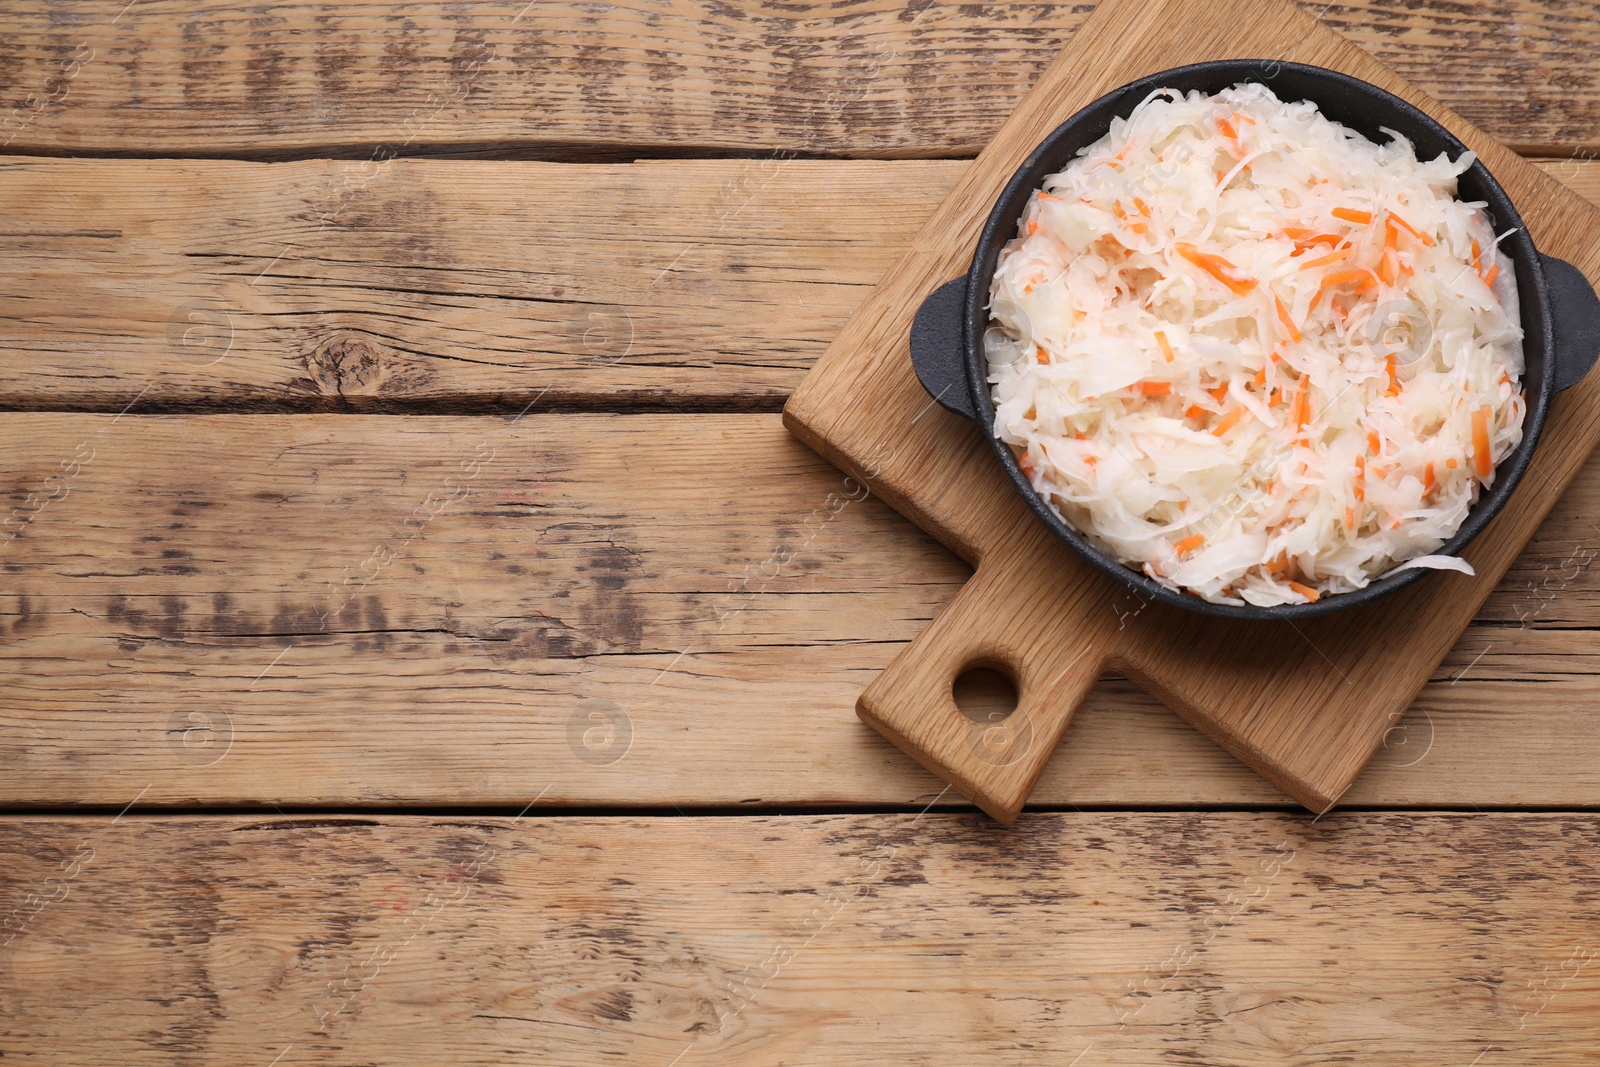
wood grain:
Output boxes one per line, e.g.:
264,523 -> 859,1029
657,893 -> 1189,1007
0,157 -> 1594,414
1,1 -> 1598,158
784,0 -> 1600,821
2,812 -> 1598,1063
0,157 -> 965,412
3,412 -> 1600,809
2,3 -> 1594,1063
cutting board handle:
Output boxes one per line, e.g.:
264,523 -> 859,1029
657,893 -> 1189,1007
857,554 -> 1108,824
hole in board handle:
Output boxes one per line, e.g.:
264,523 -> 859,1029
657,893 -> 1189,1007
954,665 -> 1036,770
953,667 -> 1018,723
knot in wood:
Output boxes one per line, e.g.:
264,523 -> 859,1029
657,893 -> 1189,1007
308,333 -> 387,396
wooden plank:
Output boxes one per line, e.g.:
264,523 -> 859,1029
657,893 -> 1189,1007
2,1 -> 1598,158
0,157 -> 1595,414
4,412 -> 1600,809
2,812 -> 1598,1062
0,157 -> 966,412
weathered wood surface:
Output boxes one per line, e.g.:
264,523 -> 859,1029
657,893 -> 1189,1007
0,157 -> 966,412
2,1 -> 1599,158
2,812 -> 1598,1063
0,158 -> 1594,414
3,412 -> 1599,808
2,0 -> 1597,1062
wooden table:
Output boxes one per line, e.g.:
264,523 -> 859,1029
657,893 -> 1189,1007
3,2 -> 1599,1061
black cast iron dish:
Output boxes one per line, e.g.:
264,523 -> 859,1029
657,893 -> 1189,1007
911,60 -> 1600,620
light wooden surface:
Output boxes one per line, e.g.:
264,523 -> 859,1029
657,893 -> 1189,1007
3,813 -> 1599,1063
0,157 -> 968,411
5,410 -> 1600,808
2,0 -> 1599,157
4,0 -> 1600,1061
786,0 -> 1600,820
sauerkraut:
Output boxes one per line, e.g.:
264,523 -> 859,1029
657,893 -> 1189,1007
986,82 -> 1525,606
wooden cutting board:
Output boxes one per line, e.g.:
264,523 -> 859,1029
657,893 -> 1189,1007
783,0 -> 1600,823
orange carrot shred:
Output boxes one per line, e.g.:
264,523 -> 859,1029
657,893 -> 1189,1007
1345,506 -> 1356,530
1483,263 -> 1500,287
1297,247 -> 1354,271
1318,269 -> 1377,293
1175,241 -> 1257,295
1174,534 -> 1205,557
1185,405 -> 1207,419
1378,246 -> 1399,286
1473,405 -> 1493,478
1368,430 -> 1381,454
1332,207 -> 1373,224
1288,375 -> 1310,432
1036,347 -> 1049,364
1027,219 -> 1038,236
1294,233 -> 1346,250
1154,330 -> 1175,363
1212,408 -> 1246,436
1423,461 -> 1436,496
1389,212 -> 1435,246
1288,581 -> 1320,602
1274,294 -> 1302,342
1445,457 -> 1457,469
1254,366 -> 1266,387
1386,353 -> 1400,397
1137,380 -> 1172,397
1293,376 -> 1312,431
1208,384 -> 1229,403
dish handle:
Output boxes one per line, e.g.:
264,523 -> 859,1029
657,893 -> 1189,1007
1542,253 -> 1600,392
856,553 -> 1110,824
909,277 -> 979,419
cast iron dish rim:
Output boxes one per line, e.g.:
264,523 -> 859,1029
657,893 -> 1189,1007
959,59 -> 1562,620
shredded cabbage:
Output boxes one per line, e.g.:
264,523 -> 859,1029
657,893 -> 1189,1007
987,82 -> 1525,606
